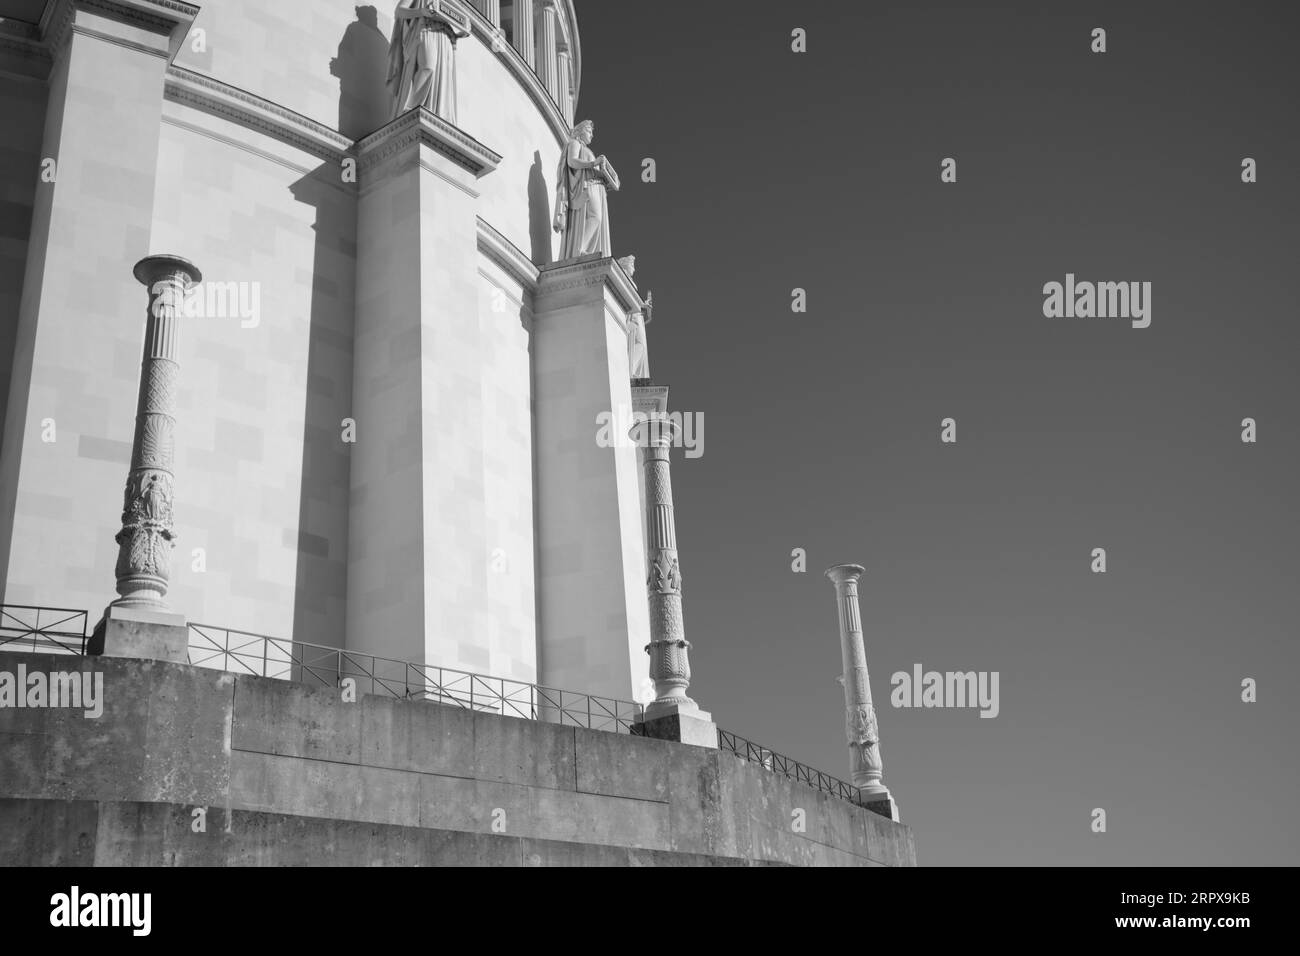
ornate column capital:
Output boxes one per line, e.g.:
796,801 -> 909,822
826,562 -> 866,588
628,414 -> 679,450
133,253 -> 202,287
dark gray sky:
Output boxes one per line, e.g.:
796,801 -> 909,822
576,0 -> 1300,865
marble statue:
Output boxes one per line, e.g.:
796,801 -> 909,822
628,310 -> 649,379
554,120 -> 620,259
387,0 -> 471,123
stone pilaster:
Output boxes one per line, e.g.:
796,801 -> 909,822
90,256 -> 202,663
557,48 -> 573,125
533,256 -> 650,703
539,1 -> 560,99
826,563 -> 900,821
346,110 -> 526,678
513,0 -> 536,69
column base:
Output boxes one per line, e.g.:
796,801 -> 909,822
88,604 -> 189,664
632,703 -> 718,749
856,791 -> 901,823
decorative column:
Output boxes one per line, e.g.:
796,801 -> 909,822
479,0 -> 501,25
539,1 -> 560,99
513,0 -> 536,69
557,48 -> 573,124
826,564 -> 900,820
630,415 -> 716,747
90,256 -> 202,663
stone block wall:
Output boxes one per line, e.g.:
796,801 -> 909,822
0,650 -> 917,866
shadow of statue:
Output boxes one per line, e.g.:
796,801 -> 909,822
527,150 -> 553,266
331,5 -> 392,140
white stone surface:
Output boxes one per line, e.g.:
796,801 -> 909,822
533,257 -> 650,703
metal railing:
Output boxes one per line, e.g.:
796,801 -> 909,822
187,623 -> 643,734
717,727 -> 864,804
0,604 -> 88,655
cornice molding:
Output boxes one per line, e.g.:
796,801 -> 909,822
477,217 -> 540,292
0,20 -> 50,80
42,0 -> 199,60
537,254 -> 645,316
165,65 -> 353,164
356,106 -> 502,178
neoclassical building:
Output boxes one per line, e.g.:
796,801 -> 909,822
0,0 -> 667,703
0,0 -> 916,866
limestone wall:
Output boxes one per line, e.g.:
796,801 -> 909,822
0,0 -> 566,670
0,650 -> 917,866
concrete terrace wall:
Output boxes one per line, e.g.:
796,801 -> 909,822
0,651 -> 917,866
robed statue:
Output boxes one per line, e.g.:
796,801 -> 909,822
387,0 -> 471,123
554,120 -> 620,259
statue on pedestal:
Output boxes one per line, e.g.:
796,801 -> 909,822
554,120 -> 620,259
387,0 -> 471,123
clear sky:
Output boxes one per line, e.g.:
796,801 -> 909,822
575,0 -> 1299,865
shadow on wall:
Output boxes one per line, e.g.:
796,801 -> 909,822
331,5 -> 392,140
528,150 -> 552,266
288,164 -> 357,653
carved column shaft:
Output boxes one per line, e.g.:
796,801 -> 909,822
539,2 -> 560,98
557,48 -> 573,125
513,0 -> 536,68
112,255 -> 201,609
634,417 -> 694,717
479,0 -> 501,25
826,564 -> 890,796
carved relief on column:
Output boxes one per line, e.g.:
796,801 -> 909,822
112,255 -> 202,609
632,416 -> 696,717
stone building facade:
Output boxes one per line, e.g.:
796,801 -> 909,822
0,0 -> 657,702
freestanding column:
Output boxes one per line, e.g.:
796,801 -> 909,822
90,256 -> 202,663
630,415 -> 716,747
513,0 -> 536,69
826,564 -> 900,820
539,2 -> 560,98
478,0 -> 501,25
113,256 -> 201,608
